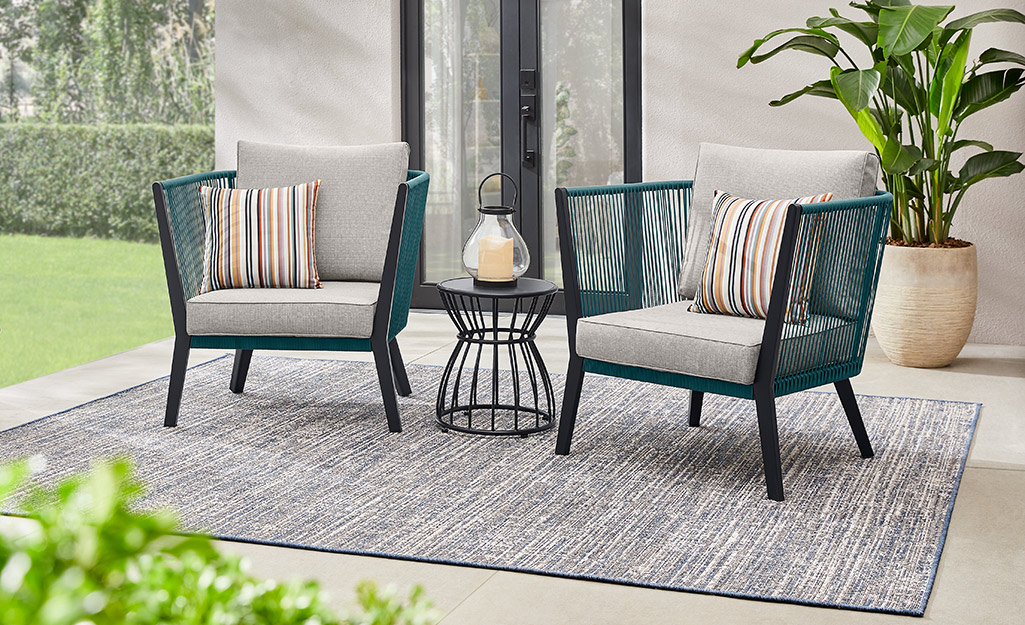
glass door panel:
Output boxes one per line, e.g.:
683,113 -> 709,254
423,0 -> 503,283
414,0 -> 626,301
539,0 -> 624,287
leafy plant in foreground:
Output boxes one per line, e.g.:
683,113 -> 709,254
0,458 -> 439,625
739,1 -> 1025,244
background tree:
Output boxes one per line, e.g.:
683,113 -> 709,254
31,0 -> 91,122
85,0 -> 167,123
0,0 -> 32,120
153,0 -> 214,124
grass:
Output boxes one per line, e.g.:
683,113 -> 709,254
0,234 -> 172,388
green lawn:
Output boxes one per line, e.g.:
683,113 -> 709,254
0,234 -> 173,388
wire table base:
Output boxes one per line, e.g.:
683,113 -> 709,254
436,278 -> 558,436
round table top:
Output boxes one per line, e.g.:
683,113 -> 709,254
437,277 -> 558,299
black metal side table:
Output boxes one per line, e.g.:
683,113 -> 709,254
436,277 -> 558,436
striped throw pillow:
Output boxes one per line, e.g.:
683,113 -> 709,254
690,190 -> 831,323
199,181 -> 322,293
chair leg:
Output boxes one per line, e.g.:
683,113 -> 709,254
371,337 -> 402,433
388,339 -> 413,397
689,391 -> 704,427
164,336 -> 190,427
754,386 -> 785,501
834,378 -> 874,458
229,349 -> 253,394
555,357 -> 585,455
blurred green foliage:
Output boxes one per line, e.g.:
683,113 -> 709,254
0,123 -> 213,242
0,458 -> 440,625
5,0 -> 214,124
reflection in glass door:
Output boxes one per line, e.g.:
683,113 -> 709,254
422,0 -> 503,284
540,0 -> 624,286
416,0 -> 628,297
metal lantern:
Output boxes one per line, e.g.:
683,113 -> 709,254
461,172 -> 530,287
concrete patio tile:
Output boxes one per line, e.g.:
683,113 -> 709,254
854,342 -> 1025,469
0,408 -> 30,432
218,538 -> 494,617
436,467 -> 1025,625
0,339 -> 226,428
942,466 -> 1025,552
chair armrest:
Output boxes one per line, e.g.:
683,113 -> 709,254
758,192 -> 893,395
386,170 -> 430,341
153,170 -> 237,334
556,181 -> 692,333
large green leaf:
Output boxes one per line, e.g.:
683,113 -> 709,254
908,158 -> 939,175
748,35 -> 841,65
878,5 -> 954,58
902,174 -> 926,200
958,150 -> 1024,187
769,80 -> 839,106
955,68 -> 1025,119
882,137 -> 923,174
948,139 -> 994,154
807,14 -> 878,46
871,105 -> 900,136
738,27 -> 840,67
832,66 -> 882,111
946,8 -> 1025,30
883,61 -> 923,114
979,48 -> 1025,67
932,29 -> 972,137
849,2 -> 883,23
831,66 -> 887,150
850,0 -> 913,23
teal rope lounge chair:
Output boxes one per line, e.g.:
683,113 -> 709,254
554,143 -> 891,501
152,141 -> 429,433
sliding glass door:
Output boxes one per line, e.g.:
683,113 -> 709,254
404,0 -> 639,309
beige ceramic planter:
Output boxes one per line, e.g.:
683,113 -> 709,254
872,244 -> 977,368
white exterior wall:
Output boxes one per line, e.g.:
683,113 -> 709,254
215,0 -> 402,169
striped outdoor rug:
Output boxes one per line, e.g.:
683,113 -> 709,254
0,356 -> 978,615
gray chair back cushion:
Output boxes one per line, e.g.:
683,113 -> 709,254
236,141 -> 410,282
678,142 -> 879,299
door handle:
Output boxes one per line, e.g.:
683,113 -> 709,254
520,95 -> 536,167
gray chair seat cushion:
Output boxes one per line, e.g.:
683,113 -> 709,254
576,301 -> 766,385
576,301 -> 857,385
186,282 -> 379,339
236,141 -> 410,283
679,143 -> 880,299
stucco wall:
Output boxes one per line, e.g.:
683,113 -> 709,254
643,0 -> 1025,345
214,0 -> 401,169
215,0 -> 1025,344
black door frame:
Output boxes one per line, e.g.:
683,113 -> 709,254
401,0 -> 642,311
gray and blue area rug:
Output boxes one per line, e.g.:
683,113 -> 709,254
0,356 -> 978,615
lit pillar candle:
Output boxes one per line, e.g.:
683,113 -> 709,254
477,235 -> 514,281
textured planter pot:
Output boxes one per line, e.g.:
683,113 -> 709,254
872,244 -> 977,368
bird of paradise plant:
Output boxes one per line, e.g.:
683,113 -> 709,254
739,1 -> 1025,245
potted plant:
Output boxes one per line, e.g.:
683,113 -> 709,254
739,1 -> 1025,367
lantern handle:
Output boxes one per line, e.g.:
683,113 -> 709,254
478,172 -> 518,210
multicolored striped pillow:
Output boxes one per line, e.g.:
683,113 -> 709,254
690,190 -> 831,323
199,181 -> 322,293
